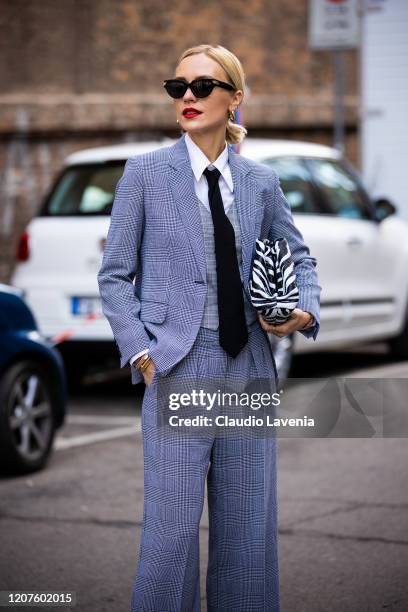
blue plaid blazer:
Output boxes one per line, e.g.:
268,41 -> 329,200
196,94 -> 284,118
97,133 -> 321,385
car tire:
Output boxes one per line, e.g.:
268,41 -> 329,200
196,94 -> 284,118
388,307 -> 408,359
0,359 -> 57,475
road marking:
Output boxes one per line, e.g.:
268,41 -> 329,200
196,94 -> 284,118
55,420 -> 141,451
66,414 -> 137,426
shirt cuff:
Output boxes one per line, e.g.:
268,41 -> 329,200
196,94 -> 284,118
129,348 -> 149,366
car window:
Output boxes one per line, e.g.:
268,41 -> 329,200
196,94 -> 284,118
306,159 -> 372,220
42,163 -> 125,216
259,157 -> 319,214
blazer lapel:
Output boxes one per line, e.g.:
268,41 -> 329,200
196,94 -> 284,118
169,136 -> 207,283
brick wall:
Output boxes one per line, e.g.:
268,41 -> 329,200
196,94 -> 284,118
0,0 -> 359,282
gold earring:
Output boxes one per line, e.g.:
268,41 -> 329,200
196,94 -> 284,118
176,119 -> 179,123
228,109 -> 235,122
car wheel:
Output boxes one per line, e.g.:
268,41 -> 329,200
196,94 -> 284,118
388,308 -> 408,359
268,332 -> 294,380
0,360 -> 56,475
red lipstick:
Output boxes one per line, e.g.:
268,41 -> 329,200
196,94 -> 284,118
182,107 -> 203,118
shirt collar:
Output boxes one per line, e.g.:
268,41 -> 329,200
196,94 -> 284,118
184,132 -> 233,192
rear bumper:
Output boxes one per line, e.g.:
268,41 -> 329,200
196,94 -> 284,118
13,287 -> 113,342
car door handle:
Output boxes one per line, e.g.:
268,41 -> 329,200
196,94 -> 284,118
346,236 -> 364,248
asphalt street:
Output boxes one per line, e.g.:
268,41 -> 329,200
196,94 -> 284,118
1,343 -> 407,612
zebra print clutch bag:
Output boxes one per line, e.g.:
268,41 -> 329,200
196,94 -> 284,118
248,237 -> 299,324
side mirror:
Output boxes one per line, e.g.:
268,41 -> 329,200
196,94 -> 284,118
373,197 -> 397,221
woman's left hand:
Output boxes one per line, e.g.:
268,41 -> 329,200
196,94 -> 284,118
257,308 -> 314,338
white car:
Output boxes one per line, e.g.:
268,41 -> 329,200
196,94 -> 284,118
11,137 -> 408,383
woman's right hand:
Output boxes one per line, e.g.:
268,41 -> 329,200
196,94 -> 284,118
142,360 -> 157,387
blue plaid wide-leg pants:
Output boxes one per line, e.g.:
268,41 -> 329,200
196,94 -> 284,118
131,321 -> 280,612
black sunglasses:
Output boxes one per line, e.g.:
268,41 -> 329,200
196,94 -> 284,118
163,78 -> 235,99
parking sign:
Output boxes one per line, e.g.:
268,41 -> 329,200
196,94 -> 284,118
309,0 -> 360,49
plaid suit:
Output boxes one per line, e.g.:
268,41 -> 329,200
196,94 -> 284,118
97,133 -> 321,387
97,133 -> 321,611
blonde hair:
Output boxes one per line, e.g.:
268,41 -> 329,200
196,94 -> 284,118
175,44 -> 248,145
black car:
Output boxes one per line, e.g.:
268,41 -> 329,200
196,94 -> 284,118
0,283 -> 67,475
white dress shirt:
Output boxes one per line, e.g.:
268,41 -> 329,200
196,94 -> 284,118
129,133 -> 234,367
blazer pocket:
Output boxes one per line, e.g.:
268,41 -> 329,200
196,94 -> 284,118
140,300 -> 168,324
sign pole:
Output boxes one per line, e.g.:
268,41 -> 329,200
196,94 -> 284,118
309,0 -> 360,156
334,48 -> 345,154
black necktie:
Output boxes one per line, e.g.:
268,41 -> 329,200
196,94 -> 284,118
203,167 -> 248,357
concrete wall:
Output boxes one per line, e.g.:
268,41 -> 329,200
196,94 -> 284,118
361,0 -> 408,219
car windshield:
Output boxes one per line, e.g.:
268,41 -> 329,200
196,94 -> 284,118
40,162 -> 125,216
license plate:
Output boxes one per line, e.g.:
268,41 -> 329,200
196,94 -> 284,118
71,296 -> 103,316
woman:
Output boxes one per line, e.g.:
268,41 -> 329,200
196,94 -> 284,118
98,44 -> 321,612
